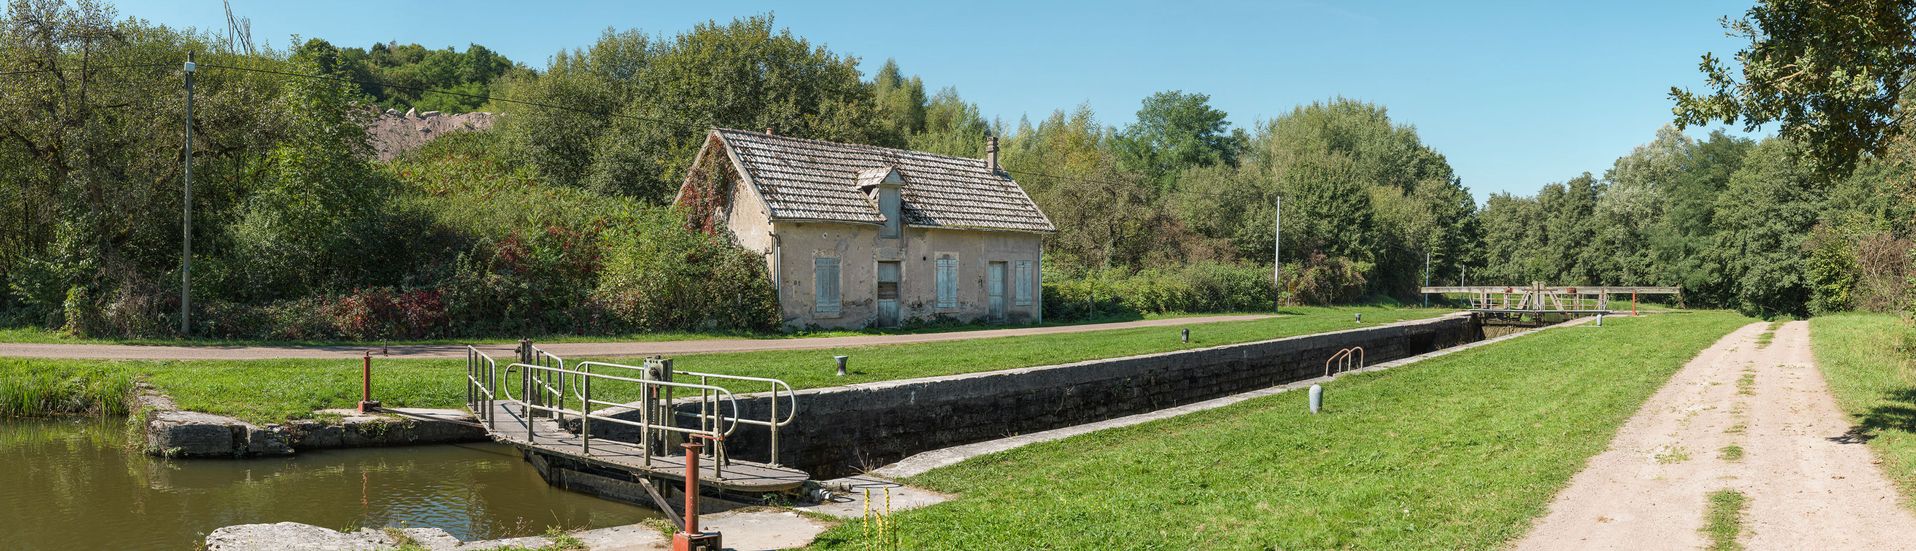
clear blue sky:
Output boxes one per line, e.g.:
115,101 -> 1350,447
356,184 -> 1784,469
119,0 -> 1766,202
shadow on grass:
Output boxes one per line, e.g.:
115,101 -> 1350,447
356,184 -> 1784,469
1833,387 -> 1916,445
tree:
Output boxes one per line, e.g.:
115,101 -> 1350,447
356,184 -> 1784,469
1476,193 -> 1549,284
498,15 -> 887,201
871,58 -> 925,147
1712,138 -> 1826,317
1002,106 -> 1174,270
1113,90 -> 1244,190
1592,126 -> 1692,285
0,0 -> 283,334
227,39 -> 392,300
1671,0 -> 1916,176
909,86 -> 990,157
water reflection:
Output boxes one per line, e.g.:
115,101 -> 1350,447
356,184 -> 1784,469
0,417 -> 656,550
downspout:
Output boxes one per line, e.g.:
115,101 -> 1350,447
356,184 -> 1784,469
770,229 -> 783,318
1035,242 -> 1044,325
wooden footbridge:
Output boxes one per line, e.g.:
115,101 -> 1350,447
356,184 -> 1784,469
464,344 -> 809,498
1420,284 -> 1680,316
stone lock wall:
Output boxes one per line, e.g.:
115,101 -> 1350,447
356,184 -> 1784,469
600,313 -> 1479,477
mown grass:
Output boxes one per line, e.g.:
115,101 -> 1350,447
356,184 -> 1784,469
806,311 -> 1750,550
1810,312 -> 1916,507
1703,489 -> 1748,550
0,310 -> 1257,346
1,307 -> 1447,423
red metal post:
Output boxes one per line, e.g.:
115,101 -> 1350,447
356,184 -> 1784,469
673,436 -> 722,550
683,441 -> 700,534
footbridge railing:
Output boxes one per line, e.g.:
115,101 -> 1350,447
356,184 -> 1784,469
464,348 -> 799,475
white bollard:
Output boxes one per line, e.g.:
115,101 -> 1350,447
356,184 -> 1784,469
1596,313 -> 1604,327
1309,384 -> 1323,414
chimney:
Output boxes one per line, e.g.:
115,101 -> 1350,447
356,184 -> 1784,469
764,127 -> 775,136
986,135 -> 999,171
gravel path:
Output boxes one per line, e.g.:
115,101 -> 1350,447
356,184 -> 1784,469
0,314 -> 1271,361
1513,321 -> 1916,550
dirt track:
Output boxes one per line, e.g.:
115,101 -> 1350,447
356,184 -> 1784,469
0,314 -> 1271,361
1514,321 -> 1916,550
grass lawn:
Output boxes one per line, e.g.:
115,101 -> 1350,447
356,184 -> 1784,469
808,311 -> 1751,550
0,310 -> 1250,346
1809,312 -> 1916,505
2,306 -> 1447,423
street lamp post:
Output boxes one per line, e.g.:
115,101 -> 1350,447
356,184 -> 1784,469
180,52 -> 196,335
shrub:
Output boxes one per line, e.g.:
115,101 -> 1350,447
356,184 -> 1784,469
1286,253 -> 1369,305
327,287 -> 450,341
592,208 -> 779,332
1043,262 -> 1280,321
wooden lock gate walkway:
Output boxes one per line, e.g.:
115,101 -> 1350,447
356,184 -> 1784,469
464,345 -> 809,495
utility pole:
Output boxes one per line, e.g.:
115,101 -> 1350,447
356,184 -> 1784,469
180,52 -> 196,335
1423,249 -> 1431,308
1273,196 -> 1281,313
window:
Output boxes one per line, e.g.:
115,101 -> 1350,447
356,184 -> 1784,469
1015,260 -> 1034,306
814,257 -> 841,315
935,254 -> 958,309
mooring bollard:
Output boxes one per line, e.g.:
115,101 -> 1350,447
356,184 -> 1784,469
835,355 -> 848,377
1354,312 -> 1363,323
1309,384 -> 1323,414
1181,328 -> 1190,343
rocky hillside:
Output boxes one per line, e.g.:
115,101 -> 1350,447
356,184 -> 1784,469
367,108 -> 495,161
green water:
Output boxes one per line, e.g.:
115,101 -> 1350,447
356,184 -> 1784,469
0,417 -> 658,550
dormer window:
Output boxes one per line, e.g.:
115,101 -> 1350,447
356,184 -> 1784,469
857,166 -> 906,239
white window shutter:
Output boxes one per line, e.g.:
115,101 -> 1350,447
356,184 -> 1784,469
815,257 -> 841,314
1015,260 -> 1033,306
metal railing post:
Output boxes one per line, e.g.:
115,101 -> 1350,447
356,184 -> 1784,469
582,365 -> 592,456
769,383 -> 780,467
524,363 -> 534,443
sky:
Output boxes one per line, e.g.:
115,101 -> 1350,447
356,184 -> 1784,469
115,0 -> 1768,202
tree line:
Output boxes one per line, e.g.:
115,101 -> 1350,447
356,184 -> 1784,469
1,0 -> 1909,339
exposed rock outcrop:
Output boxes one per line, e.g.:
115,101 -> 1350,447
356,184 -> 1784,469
366,108 -> 495,161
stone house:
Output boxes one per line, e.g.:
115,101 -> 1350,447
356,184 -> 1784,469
675,129 -> 1055,329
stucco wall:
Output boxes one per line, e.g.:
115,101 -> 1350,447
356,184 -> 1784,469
758,221 -> 1044,329
723,174 -> 774,254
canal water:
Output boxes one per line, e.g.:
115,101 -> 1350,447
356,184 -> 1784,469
0,417 -> 658,550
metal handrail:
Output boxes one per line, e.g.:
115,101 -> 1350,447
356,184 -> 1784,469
466,346 -> 500,430
523,346 -> 567,423
517,362 -> 743,477
1323,346 -> 1366,377
468,349 -> 800,471
570,360 -> 799,467
673,369 -> 799,427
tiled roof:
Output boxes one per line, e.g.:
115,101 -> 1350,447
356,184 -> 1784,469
712,128 -> 1055,233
